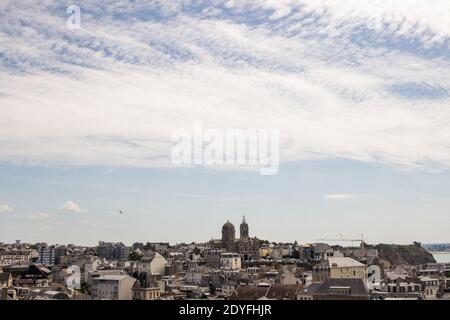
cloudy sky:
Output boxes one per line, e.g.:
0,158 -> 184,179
1,0 -> 450,246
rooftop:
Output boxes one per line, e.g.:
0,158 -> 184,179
94,275 -> 132,281
328,257 -> 365,268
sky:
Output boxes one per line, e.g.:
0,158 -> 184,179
0,0 -> 450,246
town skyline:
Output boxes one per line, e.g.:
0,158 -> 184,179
2,2 -> 450,249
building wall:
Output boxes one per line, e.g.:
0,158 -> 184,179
132,287 -> 160,300
97,242 -> 129,261
185,271 -> 203,285
313,265 -> 367,282
204,250 -> 223,268
150,253 -> 167,275
222,284 -> 236,297
38,246 -> 56,266
137,253 -> 168,275
220,254 -> 242,270
91,277 -> 136,300
330,266 -> 367,280
0,251 -> 32,266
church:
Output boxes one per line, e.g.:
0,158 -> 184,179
209,216 -> 262,261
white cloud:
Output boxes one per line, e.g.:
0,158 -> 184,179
59,201 -> 87,213
324,194 -> 358,200
0,202 -> 14,213
26,212 -> 53,219
0,1 -> 449,172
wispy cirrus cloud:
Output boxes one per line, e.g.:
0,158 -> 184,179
324,194 -> 359,200
0,1 -> 449,171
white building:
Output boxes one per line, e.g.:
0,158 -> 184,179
87,270 -> 127,287
0,250 -> 33,266
420,276 -> 440,299
220,253 -> 241,270
137,252 -> 168,275
91,275 -> 136,300
314,249 -> 344,262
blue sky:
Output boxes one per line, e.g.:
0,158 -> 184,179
1,1 -> 450,245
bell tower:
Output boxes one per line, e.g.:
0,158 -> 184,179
240,215 -> 249,241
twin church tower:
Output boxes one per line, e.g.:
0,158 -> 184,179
210,216 -> 261,261
221,216 -> 249,243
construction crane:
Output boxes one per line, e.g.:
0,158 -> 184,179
317,233 -> 367,255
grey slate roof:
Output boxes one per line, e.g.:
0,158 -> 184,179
0,272 -> 12,282
314,278 -> 369,297
298,282 -> 322,296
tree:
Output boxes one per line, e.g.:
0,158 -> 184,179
129,252 -> 142,261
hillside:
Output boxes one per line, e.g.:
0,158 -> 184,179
374,243 -> 436,267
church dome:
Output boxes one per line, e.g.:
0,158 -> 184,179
221,220 -> 235,243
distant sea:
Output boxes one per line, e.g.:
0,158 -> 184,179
432,253 -> 450,263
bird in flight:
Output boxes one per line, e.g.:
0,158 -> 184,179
119,210 -> 124,215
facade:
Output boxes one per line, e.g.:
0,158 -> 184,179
386,276 -> 440,299
91,275 -> 136,300
149,243 -> 170,255
185,269 -> 204,285
313,257 -> 367,282
87,270 -> 127,288
132,286 -> 160,300
37,246 -> 66,266
97,242 -> 129,261
313,249 -> 344,262
259,244 -> 273,258
136,252 -> 168,275
0,250 -> 33,266
132,271 -> 161,300
38,246 -> 55,266
220,253 -> 242,270
420,276 -> 440,299
204,249 -> 224,268
387,282 -> 421,294
209,217 -> 261,261
222,282 -> 237,297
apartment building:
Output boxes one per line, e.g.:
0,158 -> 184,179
313,257 -> 367,282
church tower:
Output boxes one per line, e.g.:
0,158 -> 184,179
240,215 -> 249,241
